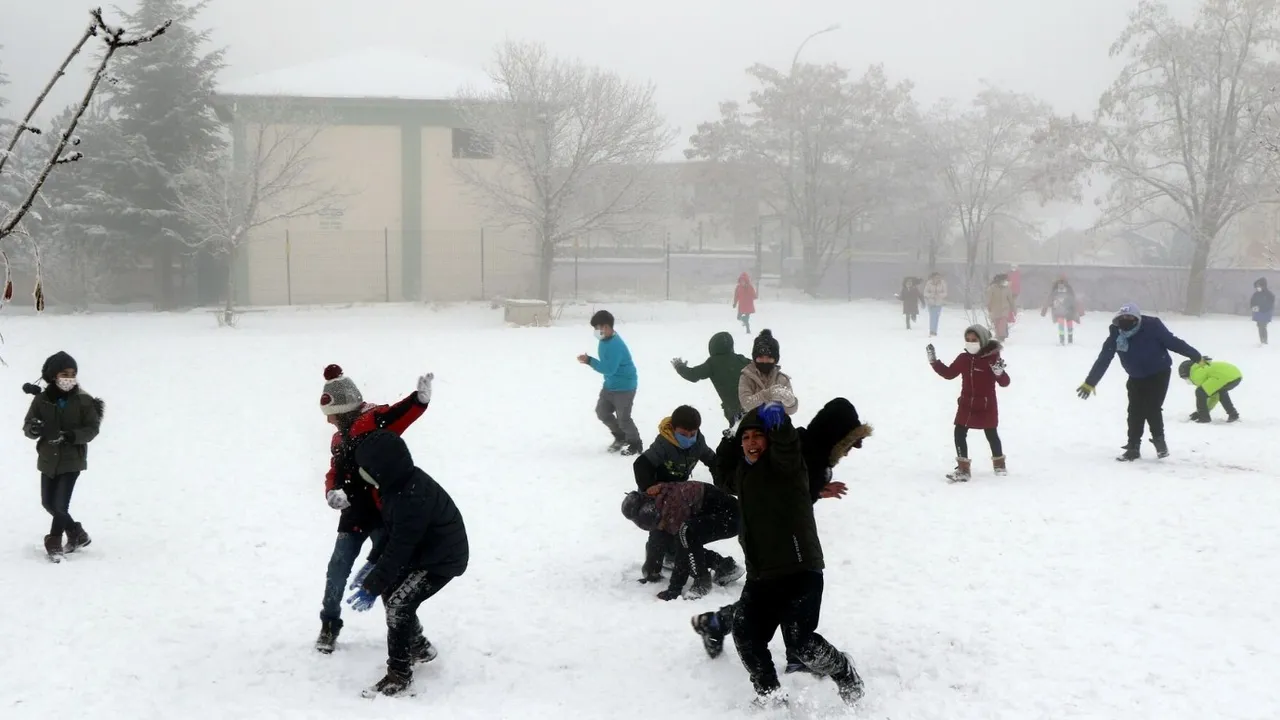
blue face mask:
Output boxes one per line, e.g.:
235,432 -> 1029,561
675,431 -> 698,449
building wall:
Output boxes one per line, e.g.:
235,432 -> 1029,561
244,123 -> 403,305
419,127 -> 534,300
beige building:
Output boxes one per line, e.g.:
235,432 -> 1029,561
214,48 -> 534,306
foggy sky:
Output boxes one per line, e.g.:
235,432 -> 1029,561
1,0 -> 1203,229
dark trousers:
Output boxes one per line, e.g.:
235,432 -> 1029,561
383,571 -> 452,675
643,530 -> 677,576
1196,379 -> 1240,416
595,389 -> 641,445
954,426 -> 1001,458
1126,370 -> 1171,445
1257,321 -> 1268,344
321,529 -> 385,622
732,571 -> 852,695
673,505 -> 739,587
41,472 -> 80,536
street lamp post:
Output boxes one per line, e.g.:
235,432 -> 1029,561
786,24 -> 839,267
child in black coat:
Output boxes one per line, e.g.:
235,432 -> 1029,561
899,277 -> 923,330
346,430 -> 468,698
633,405 -> 717,582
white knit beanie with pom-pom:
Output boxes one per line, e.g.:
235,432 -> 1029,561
320,364 -> 363,416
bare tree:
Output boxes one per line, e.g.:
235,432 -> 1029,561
925,86 -> 1089,306
453,40 -> 675,302
1093,0 -> 1280,314
0,9 -> 168,253
689,63 -> 917,295
172,101 -> 344,321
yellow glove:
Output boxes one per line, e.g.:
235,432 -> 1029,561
1076,383 -> 1095,400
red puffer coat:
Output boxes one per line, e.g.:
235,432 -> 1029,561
931,342 -> 1010,429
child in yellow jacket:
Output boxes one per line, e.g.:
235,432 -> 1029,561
1178,358 -> 1242,423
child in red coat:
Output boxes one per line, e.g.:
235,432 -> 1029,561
927,324 -> 1010,482
733,273 -> 757,334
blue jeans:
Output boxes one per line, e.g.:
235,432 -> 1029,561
321,529 -> 384,622
928,305 -> 942,334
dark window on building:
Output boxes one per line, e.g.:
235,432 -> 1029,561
452,128 -> 493,159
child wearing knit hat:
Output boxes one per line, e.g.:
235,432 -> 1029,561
315,364 -> 435,655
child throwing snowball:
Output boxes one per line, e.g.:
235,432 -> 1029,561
927,325 -> 1010,482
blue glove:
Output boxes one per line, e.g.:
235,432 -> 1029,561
346,588 -> 378,612
758,402 -> 786,431
349,561 -> 374,591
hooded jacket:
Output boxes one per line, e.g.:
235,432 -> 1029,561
1085,311 -> 1201,385
1043,281 -> 1080,322
355,431 -> 468,596
797,397 -> 872,500
674,332 -> 751,419
986,281 -> 1016,318
23,386 -> 104,476
1185,359 -> 1242,397
733,273 -> 757,315
633,417 -> 717,491
922,276 -> 948,307
931,324 -> 1010,430
325,392 -> 427,534
1252,278 -> 1275,323
713,408 -> 822,581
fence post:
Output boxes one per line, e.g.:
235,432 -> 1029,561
285,229 -> 293,306
753,223 -> 763,287
846,232 -> 853,302
573,239 -> 580,300
665,232 -> 671,301
480,227 -> 486,299
384,227 -> 390,302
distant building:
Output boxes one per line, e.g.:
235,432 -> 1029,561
214,47 -> 534,306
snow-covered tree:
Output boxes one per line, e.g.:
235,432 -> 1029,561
924,86 -> 1089,304
0,10 -> 168,300
688,62 -> 917,295
101,0 -> 225,309
453,40 -> 676,302
20,101 -> 154,309
172,102 -> 343,317
1093,0 -> 1280,314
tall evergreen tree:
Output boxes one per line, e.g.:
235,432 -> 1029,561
102,0 -> 224,308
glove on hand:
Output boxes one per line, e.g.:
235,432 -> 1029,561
50,430 -> 74,445
1077,383 -> 1095,400
349,561 -> 374,590
24,417 -> 43,440
991,359 -> 1006,376
770,386 -> 796,405
416,373 -> 434,404
926,344 -> 937,363
758,402 -> 786,431
326,489 -> 350,510
671,357 -> 685,368
656,589 -> 681,601
346,588 -> 378,612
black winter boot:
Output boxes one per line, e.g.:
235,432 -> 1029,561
65,522 -> 91,553
1117,443 -> 1140,462
607,437 -> 626,453
315,619 -> 343,654
831,653 -> 866,705
44,533 -> 64,562
691,612 -> 726,659
362,669 -> 413,698
621,442 -> 643,456
1150,435 -> 1169,459
684,574 -> 713,599
409,637 -> 438,665
712,557 -> 745,586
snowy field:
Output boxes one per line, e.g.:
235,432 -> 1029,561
1,300 -> 1278,719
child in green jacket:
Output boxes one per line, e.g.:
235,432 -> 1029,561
1178,358 -> 1242,423
672,332 -> 750,424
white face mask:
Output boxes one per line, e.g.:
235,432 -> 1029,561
55,377 -> 78,392
964,342 -> 981,354
593,329 -> 604,340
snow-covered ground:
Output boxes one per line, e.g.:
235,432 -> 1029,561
1,300 -> 1277,719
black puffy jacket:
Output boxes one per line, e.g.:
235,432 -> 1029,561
355,431 -> 469,595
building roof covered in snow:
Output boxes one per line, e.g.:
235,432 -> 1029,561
216,47 -> 493,101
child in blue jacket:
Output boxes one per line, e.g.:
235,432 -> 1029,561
578,310 -> 643,454
1077,303 -> 1201,461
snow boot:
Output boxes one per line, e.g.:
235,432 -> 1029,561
1227,412 -> 1240,423
1189,412 -> 1210,423
1117,443 -> 1140,462
752,688 -> 789,710
691,611 -> 726,659
620,442 -> 643,456
684,574 -> 713,600
44,533 -> 64,562
409,637 -> 437,665
993,455 -> 1007,476
831,653 -> 866,705
362,669 -> 413,698
946,457 -> 971,482
607,437 -> 626,453
315,618 -> 342,654
1150,435 -> 1169,459
65,522 -> 91,553
712,557 -> 745,586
